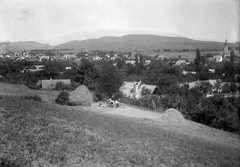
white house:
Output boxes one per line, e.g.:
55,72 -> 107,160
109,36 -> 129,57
38,79 -> 71,89
119,81 -> 157,99
63,54 -> 76,59
65,67 -> 72,70
208,69 -> 215,73
182,70 -> 196,75
213,55 -> 223,62
125,59 -> 135,65
39,55 -> 50,61
144,60 -> 151,66
175,59 -> 187,66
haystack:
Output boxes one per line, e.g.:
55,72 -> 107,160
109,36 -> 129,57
161,108 -> 185,123
69,85 -> 92,106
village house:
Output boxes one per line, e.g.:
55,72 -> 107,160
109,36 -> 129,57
180,79 -> 219,90
39,55 -> 50,61
182,70 -> 196,75
178,79 -> 238,94
63,54 -> 77,59
92,55 -> 101,61
65,67 -> 72,70
151,53 -> 165,61
37,79 -> 71,89
21,65 -> 44,73
125,59 -> 135,65
213,55 -> 223,62
208,69 -> 215,73
35,65 -> 44,69
144,59 -> 151,66
119,81 -> 157,99
110,54 -> 118,60
175,59 -> 188,66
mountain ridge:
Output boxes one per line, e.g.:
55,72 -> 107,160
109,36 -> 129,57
0,34 -> 239,52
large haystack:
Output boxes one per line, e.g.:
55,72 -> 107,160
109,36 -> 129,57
69,85 -> 92,106
161,108 -> 185,123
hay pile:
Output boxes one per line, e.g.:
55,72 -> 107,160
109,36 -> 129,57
160,108 -> 185,124
69,85 -> 92,106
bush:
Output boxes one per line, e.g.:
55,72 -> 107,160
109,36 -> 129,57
22,94 -> 42,102
53,82 -> 74,91
55,91 -> 70,105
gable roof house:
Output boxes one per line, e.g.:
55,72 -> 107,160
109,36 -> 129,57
175,59 -> 187,66
119,81 -> 157,99
38,79 -> 71,89
213,55 -> 223,62
125,59 -> 135,65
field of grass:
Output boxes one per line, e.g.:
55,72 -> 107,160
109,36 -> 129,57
0,82 -> 60,102
0,96 -> 239,167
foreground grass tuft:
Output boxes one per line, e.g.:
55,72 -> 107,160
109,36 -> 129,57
0,95 -> 239,166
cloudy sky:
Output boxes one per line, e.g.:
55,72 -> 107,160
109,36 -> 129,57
0,0 -> 239,45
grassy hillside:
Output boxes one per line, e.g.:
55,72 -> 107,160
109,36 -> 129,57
0,95 -> 239,167
0,82 -> 60,102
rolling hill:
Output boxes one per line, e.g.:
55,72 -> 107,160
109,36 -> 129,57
54,34 -> 232,51
1,34 -> 239,52
0,41 -> 52,53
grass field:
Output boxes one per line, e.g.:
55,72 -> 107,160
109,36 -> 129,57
0,82 -> 60,102
0,95 -> 239,167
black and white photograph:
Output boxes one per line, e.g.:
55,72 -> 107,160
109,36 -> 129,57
0,0 -> 240,166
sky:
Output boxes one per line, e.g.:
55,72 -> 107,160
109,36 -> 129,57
0,0 -> 239,45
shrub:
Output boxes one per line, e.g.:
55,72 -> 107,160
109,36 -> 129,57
53,82 -> 74,91
22,94 -> 42,102
55,90 -> 70,105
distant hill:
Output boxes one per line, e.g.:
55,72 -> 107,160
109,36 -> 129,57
54,34 -> 232,51
1,34 -> 239,53
0,41 -> 52,53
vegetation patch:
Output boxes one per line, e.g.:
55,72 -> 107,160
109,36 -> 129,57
55,90 -> 70,105
21,94 -> 42,102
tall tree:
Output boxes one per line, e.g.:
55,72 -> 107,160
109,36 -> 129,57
98,61 -> 123,97
194,48 -> 201,66
230,48 -> 235,62
135,54 -> 139,64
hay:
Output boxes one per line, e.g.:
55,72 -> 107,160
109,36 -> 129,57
160,108 -> 185,123
69,85 -> 93,106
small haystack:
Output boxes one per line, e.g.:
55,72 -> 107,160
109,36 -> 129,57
161,108 -> 185,123
69,85 -> 92,106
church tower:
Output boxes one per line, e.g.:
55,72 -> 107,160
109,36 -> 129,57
223,39 -> 228,57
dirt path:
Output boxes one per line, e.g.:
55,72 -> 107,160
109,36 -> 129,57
81,102 -> 163,119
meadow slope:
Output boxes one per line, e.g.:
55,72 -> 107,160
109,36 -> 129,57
0,96 -> 239,167
0,82 -> 240,166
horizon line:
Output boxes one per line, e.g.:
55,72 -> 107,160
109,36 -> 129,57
0,33 -> 239,46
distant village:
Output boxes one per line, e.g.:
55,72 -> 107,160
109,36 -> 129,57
0,39 -> 239,98
0,38 -> 240,135
1,40 -> 239,66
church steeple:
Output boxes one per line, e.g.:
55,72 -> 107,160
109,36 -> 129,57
224,39 -> 227,46
223,39 -> 228,53
223,39 -> 229,58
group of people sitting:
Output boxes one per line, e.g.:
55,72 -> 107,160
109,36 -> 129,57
99,98 -> 120,108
